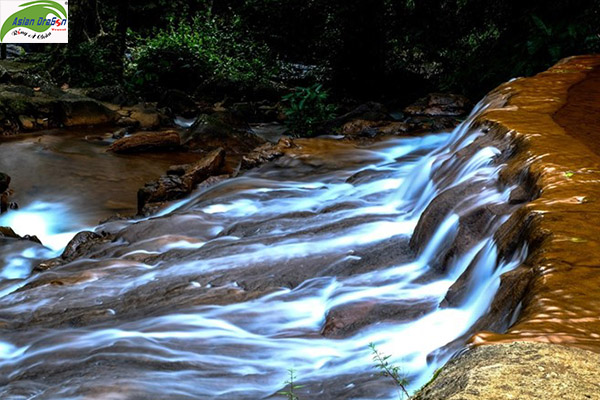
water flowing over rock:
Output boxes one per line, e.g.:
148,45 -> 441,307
1,56 -> 600,400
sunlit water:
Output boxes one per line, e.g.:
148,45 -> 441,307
0,100 -> 526,399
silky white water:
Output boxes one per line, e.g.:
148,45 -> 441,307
0,100 -> 527,399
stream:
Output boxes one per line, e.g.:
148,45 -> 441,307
0,99 -> 527,399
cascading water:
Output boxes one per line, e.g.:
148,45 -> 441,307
0,98 -> 528,399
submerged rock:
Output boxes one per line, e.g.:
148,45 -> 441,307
108,130 -> 181,154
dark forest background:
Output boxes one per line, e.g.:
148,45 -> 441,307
45,0 -> 600,104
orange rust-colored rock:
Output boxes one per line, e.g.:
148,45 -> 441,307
466,55 -> 600,352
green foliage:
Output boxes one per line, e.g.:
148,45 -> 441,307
125,13 -> 277,96
369,342 -> 410,399
52,38 -> 122,87
278,368 -> 304,400
282,84 -> 336,137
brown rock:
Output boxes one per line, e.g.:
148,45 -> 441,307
60,98 -> 116,127
241,137 -> 295,169
130,107 -> 161,129
61,231 -> 103,261
137,148 -> 226,213
108,130 -> 181,154
17,115 -> 35,130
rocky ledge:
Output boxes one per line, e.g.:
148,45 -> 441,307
413,342 -> 600,400
411,56 -> 600,398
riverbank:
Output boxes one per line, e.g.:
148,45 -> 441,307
413,55 -> 600,399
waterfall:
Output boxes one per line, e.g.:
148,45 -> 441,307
0,97 -> 529,399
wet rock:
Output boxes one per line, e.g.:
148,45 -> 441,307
60,231 -> 104,261
129,105 -> 161,129
0,226 -> 41,244
241,137 -> 296,169
59,97 -> 116,127
183,112 -> 264,154
137,148 -> 226,213
412,342 -> 600,400
116,116 -> 138,127
17,115 -> 35,130
322,299 -> 436,338
111,127 -> 129,140
404,93 -> 471,117
108,130 -> 181,154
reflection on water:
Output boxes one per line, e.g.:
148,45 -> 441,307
0,129 -> 202,228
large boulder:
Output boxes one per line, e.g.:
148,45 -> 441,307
137,148 -> 226,213
108,130 -> 181,154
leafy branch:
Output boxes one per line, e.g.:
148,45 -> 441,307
369,342 -> 410,399
279,368 -> 305,400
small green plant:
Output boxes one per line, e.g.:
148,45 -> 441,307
282,84 -> 336,137
564,171 -> 575,179
369,342 -> 410,399
279,368 -> 304,400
